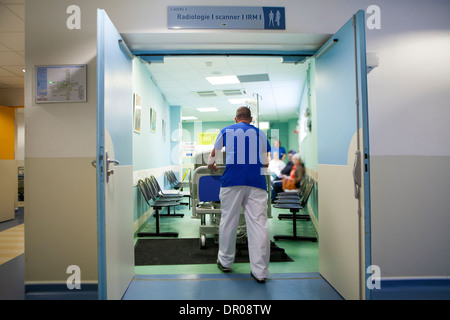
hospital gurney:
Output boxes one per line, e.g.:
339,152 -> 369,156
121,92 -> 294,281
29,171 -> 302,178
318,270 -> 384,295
191,151 -> 272,249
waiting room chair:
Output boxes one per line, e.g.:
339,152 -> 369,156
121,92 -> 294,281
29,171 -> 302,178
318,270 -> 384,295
137,179 -> 181,237
273,178 -> 317,242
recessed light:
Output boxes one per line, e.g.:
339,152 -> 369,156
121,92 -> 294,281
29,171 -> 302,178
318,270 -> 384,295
197,107 -> 218,112
206,75 -> 240,85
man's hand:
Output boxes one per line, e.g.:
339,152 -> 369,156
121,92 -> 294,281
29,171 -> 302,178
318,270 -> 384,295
208,163 -> 218,171
208,148 -> 218,171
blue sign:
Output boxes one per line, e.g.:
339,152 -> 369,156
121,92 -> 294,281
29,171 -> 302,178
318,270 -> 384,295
168,6 -> 285,30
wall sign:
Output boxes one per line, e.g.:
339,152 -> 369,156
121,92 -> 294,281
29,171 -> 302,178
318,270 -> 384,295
168,6 -> 285,30
35,65 -> 87,103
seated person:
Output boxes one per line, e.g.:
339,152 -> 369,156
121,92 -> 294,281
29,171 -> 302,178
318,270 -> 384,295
268,152 -> 286,181
273,150 -> 296,182
271,153 -> 304,201
269,140 -> 286,162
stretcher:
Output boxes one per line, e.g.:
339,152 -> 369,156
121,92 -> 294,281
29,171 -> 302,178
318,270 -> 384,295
191,151 -> 272,249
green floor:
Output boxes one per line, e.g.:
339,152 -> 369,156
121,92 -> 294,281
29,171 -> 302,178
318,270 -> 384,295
134,201 -> 319,276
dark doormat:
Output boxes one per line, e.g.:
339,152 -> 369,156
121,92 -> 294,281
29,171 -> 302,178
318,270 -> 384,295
135,238 -> 293,266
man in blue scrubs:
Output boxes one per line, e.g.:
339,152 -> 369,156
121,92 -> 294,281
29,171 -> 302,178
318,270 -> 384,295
208,106 -> 271,283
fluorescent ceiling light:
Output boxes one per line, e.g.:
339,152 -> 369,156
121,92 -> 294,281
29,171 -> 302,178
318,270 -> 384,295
206,75 -> 240,85
197,107 -> 218,112
259,121 -> 270,130
181,116 -> 198,120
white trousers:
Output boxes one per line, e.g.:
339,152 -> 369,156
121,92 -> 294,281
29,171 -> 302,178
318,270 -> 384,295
218,186 -> 270,278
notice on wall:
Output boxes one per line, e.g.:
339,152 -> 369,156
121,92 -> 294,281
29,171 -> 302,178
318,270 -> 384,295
168,6 -> 285,30
35,65 -> 87,103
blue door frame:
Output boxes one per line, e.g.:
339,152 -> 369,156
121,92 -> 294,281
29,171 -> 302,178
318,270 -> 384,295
97,10 -> 371,300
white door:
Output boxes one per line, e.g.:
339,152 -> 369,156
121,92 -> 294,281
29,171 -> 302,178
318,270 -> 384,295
96,9 -> 135,300
316,10 -> 370,300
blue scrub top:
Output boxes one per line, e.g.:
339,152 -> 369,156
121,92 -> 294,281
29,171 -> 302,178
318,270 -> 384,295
214,122 -> 271,190
271,146 -> 286,160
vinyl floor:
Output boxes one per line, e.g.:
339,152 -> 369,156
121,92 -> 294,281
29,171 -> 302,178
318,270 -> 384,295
0,202 -> 343,300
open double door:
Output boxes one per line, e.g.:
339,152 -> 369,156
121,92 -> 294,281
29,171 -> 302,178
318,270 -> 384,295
96,9 -> 370,300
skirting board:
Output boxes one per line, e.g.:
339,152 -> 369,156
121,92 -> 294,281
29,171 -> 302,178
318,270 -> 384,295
371,278 -> 450,300
25,283 -> 98,300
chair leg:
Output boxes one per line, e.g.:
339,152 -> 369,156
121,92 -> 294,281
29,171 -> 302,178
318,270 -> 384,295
273,209 -> 317,242
159,205 -> 184,218
137,208 -> 178,237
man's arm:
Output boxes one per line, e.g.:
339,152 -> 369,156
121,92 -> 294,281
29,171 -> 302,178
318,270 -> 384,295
207,148 -> 218,171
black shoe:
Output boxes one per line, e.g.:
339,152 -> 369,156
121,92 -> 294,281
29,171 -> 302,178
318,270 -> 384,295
217,259 -> 231,273
250,272 -> 266,284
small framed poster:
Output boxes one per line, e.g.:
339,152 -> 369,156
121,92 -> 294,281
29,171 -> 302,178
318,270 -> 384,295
133,93 -> 142,133
150,108 -> 157,133
35,65 -> 87,103
162,118 -> 166,141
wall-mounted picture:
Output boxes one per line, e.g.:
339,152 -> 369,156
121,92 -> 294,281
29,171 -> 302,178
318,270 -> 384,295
150,108 -> 157,133
162,118 -> 166,141
133,93 -> 142,133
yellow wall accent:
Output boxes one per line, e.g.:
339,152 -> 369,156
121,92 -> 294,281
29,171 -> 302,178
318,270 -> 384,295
197,132 -> 218,145
0,105 -> 15,160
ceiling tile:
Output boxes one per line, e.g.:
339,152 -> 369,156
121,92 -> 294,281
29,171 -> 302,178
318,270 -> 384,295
0,32 -> 24,51
0,66 -> 16,76
5,3 -> 25,20
0,75 -> 23,87
0,51 -> 24,65
0,4 -> 24,32
2,65 -> 24,76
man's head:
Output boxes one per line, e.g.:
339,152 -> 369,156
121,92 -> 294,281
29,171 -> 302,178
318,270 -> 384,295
235,106 -> 252,123
287,150 -> 296,161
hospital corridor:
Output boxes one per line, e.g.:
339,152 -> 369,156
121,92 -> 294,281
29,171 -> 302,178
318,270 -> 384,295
1,0 -> 450,303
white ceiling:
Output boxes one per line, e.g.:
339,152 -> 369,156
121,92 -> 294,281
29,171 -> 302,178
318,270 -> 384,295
125,32 -> 330,122
145,55 -> 308,122
0,0 -> 25,89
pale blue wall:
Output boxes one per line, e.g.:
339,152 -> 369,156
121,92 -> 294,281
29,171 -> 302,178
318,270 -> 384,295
298,59 -> 318,221
132,59 -> 171,171
132,58 -> 180,223
299,59 -> 318,172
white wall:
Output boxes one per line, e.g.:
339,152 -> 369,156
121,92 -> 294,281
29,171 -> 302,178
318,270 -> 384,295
25,0 -> 98,283
25,0 -> 450,286
360,1 -> 450,278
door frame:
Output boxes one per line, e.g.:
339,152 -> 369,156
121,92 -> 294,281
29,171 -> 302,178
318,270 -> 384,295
97,10 -> 371,300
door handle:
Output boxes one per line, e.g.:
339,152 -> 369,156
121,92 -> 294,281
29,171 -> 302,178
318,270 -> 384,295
352,150 -> 361,199
106,151 -> 119,182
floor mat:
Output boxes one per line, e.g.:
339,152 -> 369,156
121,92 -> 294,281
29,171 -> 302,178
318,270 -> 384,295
135,237 -> 293,266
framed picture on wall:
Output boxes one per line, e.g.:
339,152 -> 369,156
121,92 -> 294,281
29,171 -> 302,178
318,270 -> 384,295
35,64 -> 87,103
150,108 -> 157,133
133,93 -> 142,133
162,118 -> 166,141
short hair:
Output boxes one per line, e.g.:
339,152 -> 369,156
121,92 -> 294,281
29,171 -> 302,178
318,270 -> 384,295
235,106 -> 251,120
292,153 -> 303,163
288,150 -> 296,155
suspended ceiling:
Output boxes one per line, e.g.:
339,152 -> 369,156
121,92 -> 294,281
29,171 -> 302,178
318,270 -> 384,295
0,0 -> 25,89
124,32 -> 330,122
143,55 -> 307,122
